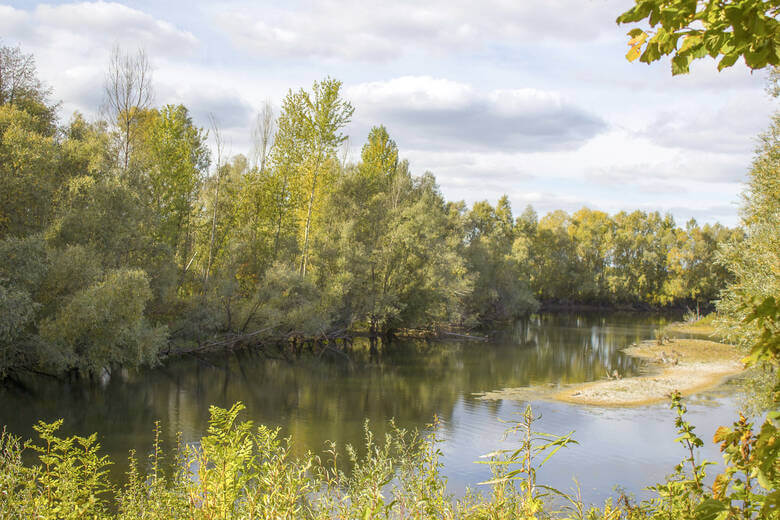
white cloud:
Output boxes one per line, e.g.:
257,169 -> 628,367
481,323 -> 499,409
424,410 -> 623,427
346,76 -> 606,152
214,0 -> 626,61
1,2 -> 197,55
639,96 -> 774,155
348,77 -> 475,110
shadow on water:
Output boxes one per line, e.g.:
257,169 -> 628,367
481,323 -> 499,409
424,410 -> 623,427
0,311 -> 741,506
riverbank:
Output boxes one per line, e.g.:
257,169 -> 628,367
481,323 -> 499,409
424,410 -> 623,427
479,338 -> 744,407
662,314 -> 720,338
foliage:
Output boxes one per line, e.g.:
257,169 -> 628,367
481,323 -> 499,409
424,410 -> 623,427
460,197 -> 538,324
0,103 -> 58,238
0,421 -> 113,519
39,269 -> 167,374
475,405 -> 577,518
146,104 -> 210,272
716,112 -> 780,410
0,41 -> 743,378
617,0 -> 780,74
1,397 -> 776,519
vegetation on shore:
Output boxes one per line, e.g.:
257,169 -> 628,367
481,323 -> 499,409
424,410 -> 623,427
663,314 -> 719,339
1,395 -> 777,519
0,42 -> 742,380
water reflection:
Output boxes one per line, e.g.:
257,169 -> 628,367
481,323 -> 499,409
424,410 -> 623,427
0,312 -> 740,505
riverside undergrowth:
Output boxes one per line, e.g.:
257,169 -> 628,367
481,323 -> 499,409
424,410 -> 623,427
0,398 -> 777,519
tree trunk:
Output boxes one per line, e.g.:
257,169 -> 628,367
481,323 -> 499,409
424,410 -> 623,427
273,175 -> 289,261
299,155 -> 322,278
205,164 -> 221,289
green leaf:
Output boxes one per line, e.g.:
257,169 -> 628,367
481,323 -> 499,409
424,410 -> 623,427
672,54 -> 692,74
694,498 -> 728,520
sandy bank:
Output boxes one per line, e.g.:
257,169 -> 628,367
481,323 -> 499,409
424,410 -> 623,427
478,339 -> 744,407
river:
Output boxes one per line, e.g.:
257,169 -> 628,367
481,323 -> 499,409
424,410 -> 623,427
0,312 -> 743,506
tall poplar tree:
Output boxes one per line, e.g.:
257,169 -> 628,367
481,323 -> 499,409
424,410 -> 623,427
297,78 -> 354,277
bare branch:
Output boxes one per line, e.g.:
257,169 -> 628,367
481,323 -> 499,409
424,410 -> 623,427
250,100 -> 275,172
103,45 -> 154,170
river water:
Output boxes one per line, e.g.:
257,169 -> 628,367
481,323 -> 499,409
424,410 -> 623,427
0,312 -> 744,506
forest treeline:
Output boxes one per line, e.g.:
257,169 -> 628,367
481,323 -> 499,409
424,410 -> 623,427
0,44 -> 741,378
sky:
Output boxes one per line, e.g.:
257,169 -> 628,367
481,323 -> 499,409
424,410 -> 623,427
1,0 -> 776,226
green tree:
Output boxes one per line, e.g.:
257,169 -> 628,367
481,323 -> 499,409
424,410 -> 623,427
717,113 -> 780,410
296,78 -> 354,278
530,210 -> 578,302
608,210 -> 676,304
146,104 -> 210,277
567,208 -> 614,302
0,43 -> 57,133
461,197 -> 537,324
268,89 -> 307,262
39,269 -> 167,375
664,219 -> 739,313
314,132 -> 471,334
0,104 -> 58,239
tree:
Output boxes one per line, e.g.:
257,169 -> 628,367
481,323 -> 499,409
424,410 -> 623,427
664,219 -> 739,313
204,114 -> 224,289
39,269 -> 167,375
0,104 -> 58,238
250,100 -> 275,173
617,0 -> 780,74
146,104 -> 210,276
608,210 -> 676,304
530,210 -> 577,302
268,89 -> 307,262
717,113 -> 780,409
266,78 -> 354,276
0,235 -> 48,375
0,42 -> 57,132
461,197 -> 537,324
296,78 -> 354,278
104,46 -> 153,170
567,208 -> 614,302
314,145 -> 472,333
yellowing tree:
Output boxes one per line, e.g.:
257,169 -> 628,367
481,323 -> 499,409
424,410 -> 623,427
269,78 -> 354,276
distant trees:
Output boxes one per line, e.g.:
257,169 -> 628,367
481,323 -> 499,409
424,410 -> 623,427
516,206 -> 739,308
460,196 -> 537,324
